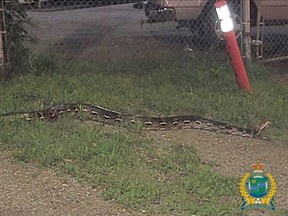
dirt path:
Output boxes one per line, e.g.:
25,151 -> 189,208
0,150 -> 138,216
1,129 -> 287,215
150,130 -> 288,210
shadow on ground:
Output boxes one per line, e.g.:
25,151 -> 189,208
53,24 -> 113,61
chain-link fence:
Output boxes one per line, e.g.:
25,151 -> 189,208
252,1 -> 288,62
21,0 -> 236,66
15,0 -> 288,65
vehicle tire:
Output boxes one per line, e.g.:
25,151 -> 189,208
193,0 -> 219,49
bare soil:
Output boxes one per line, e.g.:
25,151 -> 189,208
0,150 -> 139,216
1,128 -> 287,215
150,130 -> 288,210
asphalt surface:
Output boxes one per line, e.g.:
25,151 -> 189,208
26,3 -> 288,61
26,3 -> 201,60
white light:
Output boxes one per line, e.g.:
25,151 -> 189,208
220,17 -> 234,32
216,4 -> 231,20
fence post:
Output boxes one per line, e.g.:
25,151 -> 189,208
0,0 -> 7,80
242,0 -> 251,62
255,0 -> 263,61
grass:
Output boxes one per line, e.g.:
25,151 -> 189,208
0,52 -> 287,215
0,117 -> 242,215
0,52 -> 287,139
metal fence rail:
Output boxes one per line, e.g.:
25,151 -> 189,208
254,1 -> 288,62
15,0 -> 288,64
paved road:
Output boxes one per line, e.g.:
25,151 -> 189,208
27,3 -> 288,61
27,3 -> 193,60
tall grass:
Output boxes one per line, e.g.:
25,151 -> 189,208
0,53 -> 287,214
0,53 -> 287,140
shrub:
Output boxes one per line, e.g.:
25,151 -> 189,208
2,0 -> 35,79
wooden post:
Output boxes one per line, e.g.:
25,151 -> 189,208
0,0 -> 7,80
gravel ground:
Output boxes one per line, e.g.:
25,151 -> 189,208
1,128 -> 287,215
0,150 -> 141,216
150,130 -> 288,214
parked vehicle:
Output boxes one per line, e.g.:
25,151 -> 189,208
143,0 -> 288,45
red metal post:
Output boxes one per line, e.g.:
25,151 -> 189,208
223,31 -> 252,92
215,0 -> 252,93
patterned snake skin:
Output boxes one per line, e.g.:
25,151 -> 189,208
0,103 -> 270,138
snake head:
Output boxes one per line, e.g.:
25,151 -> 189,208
254,121 -> 271,136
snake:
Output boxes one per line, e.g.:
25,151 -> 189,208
0,103 -> 270,138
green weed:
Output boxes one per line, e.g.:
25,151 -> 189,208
0,53 -> 287,215
0,53 -> 287,140
0,117 -> 242,215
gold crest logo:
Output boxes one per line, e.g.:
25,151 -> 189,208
240,161 -> 277,210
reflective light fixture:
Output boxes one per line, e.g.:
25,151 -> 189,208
215,1 -> 234,32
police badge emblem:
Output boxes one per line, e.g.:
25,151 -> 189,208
240,160 -> 277,210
